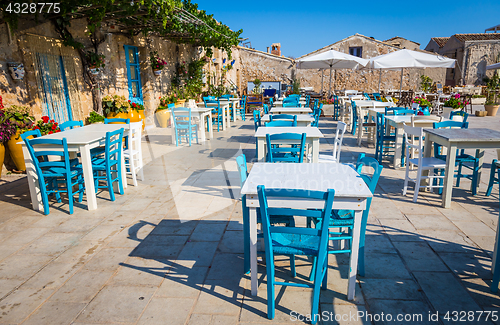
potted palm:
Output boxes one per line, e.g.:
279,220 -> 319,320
102,95 -> 130,121
484,74 -> 500,116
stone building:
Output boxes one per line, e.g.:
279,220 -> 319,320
236,34 -> 446,96
0,16 -> 237,127
424,33 -> 500,86
383,36 -> 420,50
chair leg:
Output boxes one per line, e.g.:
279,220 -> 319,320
129,155 -> 138,187
492,254 -> 500,292
412,167 -> 423,202
266,255 -> 275,320
242,198 -> 250,275
456,162 -> 463,187
310,257 -> 323,325
117,164 -> 124,195
403,162 -> 410,196
471,160 -> 479,195
107,171 -> 116,202
289,255 -> 296,277
67,178 -> 74,214
486,160 -> 498,196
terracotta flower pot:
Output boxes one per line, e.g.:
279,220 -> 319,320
485,105 -> 500,117
128,109 -> 141,123
106,112 -> 129,123
0,143 -> 4,178
155,109 -> 171,128
137,110 -> 146,130
175,99 -> 186,108
6,130 -> 25,171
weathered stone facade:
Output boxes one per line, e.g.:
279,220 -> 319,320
236,34 -> 446,95
0,18 -> 233,125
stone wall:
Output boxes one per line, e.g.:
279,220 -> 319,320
0,19 -> 229,124
236,35 -> 447,95
462,40 -> 500,85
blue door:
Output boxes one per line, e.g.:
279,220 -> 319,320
35,53 -> 73,123
124,45 -> 143,105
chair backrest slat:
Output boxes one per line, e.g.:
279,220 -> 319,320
60,120 -> 83,131
333,122 -> 347,161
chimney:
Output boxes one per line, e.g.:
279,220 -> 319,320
267,47 -> 270,53
271,43 -> 281,56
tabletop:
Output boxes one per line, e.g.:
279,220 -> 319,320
353,100 -> 394,107
261,114 -> 314,122
241,163 -> 372,198
385,116 -> 449,124
32,124 -> 126,145
254,127 -> 323,138
423,128 -> 500,142
270,107 -> 312,113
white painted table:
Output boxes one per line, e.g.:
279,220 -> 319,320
240,162 -> 372,299
219,98 -> 240,120
386,115 -> 450,169
171,107 -> 213,143
270,107 -> 312,115
254,126 -> 324,162
274,100 -> 307,107
197,102 -> 231,130
423,128 -> 500,208
22,124 -> 127,212
261,114 -> 314,127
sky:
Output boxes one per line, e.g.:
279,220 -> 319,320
195,0 -> 500,58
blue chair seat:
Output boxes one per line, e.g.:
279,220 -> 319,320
43,166 -> 83,178
91,158 -> 119,170
270,233 -> 320,256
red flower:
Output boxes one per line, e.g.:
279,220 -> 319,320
128,100 -> 131,102
50,119 -> 54,123
33,126 -> 39,129
51,124 -> 56,130
56,129 -> 60,133
48,131 -> 53,134
42,116 -> 49,123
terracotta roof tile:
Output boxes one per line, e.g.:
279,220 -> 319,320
431,37 -> 450,48
453,33 -> 500,42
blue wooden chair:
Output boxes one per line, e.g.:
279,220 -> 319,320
59,120 -> 83,131
449,110 -> 469,123
257,185 -> 335,324
210,102 -> 223,132
433,120 -> 479,195
253,109 -> 261,131
236,154 -> 295,274
305,95 -> 311,108
288,94 -> 300,98
310,154 -> 383,279
333,95 -> 341,120
384,107 -> 401,115
266,133 -> 306,163
91,128 -> 125,202
236,96 -> 246,121
362,92 -> 371,100
486,159 -> 500,198
20,129 -> 41,141
372,93 -> 382,101
202,96 -> 217,107
263,104 -> 269,114
350,101 -> 358,135
311,104 -> 322,127
269,114 -> 297,122
283,97 -> 299,107
104,118 -> 130,124
25,137 -> 85,215
171,107 -> 198,146
394,108 -> 416,116
269,97 -> 274,108
265,120 -> 296,127
375,112 -> 396,164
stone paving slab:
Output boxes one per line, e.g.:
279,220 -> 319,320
0,115 -> 499,324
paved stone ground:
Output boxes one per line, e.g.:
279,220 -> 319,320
0,109 -> 499,325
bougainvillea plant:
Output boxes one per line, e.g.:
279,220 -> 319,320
150,51 -> 167,71
32,116 -> 60,135
412,96 -> 432,108
443,93 -> 469,109
0,109 -> 16,142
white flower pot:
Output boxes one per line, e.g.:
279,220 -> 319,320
89,68 -> 99,75
153,69 -> 162,76
442,106 -> 461,119
8,63 -> 25,80
470,97 -> 486,105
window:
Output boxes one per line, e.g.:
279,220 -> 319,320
124,45 -> 143,105
349,46 -> 363,58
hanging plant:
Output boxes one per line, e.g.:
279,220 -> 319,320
84,51 -> 105,73
149,51 -> 167,74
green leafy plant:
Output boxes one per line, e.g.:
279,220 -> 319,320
443,94 -> 468,109
420,75 -> 433,93
131,102 -> 145,111
86,111 -> 105,124
3,105 -> 34,133
291,77 -> 301,95
472,94 -> 486,98
85,51 -> 105,71
252,79 -> 262,94
484,74 -> 500,105
158,94 -> 178,111
101,95 -> 130,115
412,96 -> 431,108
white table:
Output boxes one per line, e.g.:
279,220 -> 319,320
197,102 -> 231,130
240,162 -> 372,299
342,100 -> 394,133
275,100 -> 307,107
423,128 -> 500,207
219,98 -> 240,120
386,116 -> 450,169
261,114 -> 314,127
270,107 -> 312,115
171,107 -> 213,143
22,124 -> 127,212
254,126 -> 324,162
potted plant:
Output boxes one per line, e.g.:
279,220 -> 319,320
156,95 -> 176,128
32,116 -> 61,135
484,74 -> 500,116
471,94 -> 487,105
86,111 -> 105,125
0,108 -> 16,177
102,95 -> 130,121
126,100 -> 141,123
319,98 -> 335,116
442,94 -> 468,118
420,75 -> 432,93
85,51 -> 105,75
252,78 -> 262,94
3,105 -> 34,172
131,102 -> 146,130
150,51 -> 167,76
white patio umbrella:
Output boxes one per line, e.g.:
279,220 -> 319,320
366,49 -> 456,95
486,62 -> 500,70
296,49 -> 368,96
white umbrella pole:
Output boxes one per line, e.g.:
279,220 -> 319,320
378,69 -> 382,93
399,68 -> 403,98
329,65 -> 332,97
321,69 -> 324,96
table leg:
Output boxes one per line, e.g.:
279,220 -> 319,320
442,145 -> 457,208
348,209 -> 362,301
199,114 -> 206,143
208,111 -> 213,139
221,105 -> 227,131
475,149 -> 484,193
121,146 -> 127,189
257,138 -> 265,162
249,205 -> 258,296
226,106 -> 231,129
23,145 -> 42,211
393,126 -> 403,169
422,135 -> 432,187
312,139 -> 319,163
80,144 -> 97,210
